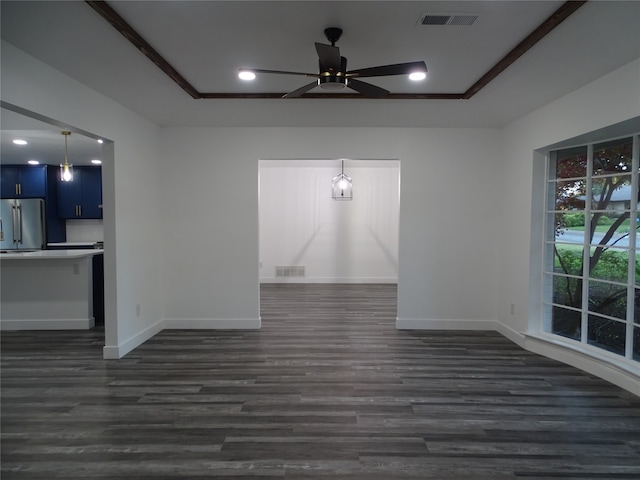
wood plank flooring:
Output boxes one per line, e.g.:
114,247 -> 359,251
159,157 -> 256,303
2,283 -> 640,479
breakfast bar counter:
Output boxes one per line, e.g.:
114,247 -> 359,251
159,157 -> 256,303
0,249 -> 104,330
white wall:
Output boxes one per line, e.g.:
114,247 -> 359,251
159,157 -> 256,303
499,57 -> 640,394
158,127 -> 503,328
500,57 -> 640,335
259,160 -> 399,284
1,40 -> 165,358
4,38 -> 637,391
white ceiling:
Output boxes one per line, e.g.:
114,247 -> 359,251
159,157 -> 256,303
1,0 -> 639,132
0,108 -> 104,166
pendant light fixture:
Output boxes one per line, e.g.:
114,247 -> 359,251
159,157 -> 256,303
332,159 -> 353,201
60,131 -> 74,182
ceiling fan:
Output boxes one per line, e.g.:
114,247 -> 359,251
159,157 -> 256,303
239,28 -> 427,98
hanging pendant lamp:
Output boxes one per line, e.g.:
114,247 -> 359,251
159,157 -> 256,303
332,159 -> 353,201
60,131 -> 74,182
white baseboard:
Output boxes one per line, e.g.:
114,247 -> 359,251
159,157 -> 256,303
494,320 -> 527,345
260,277 -> 398,284
102,345 -> 121,360
103,318 -> 261,359
0,317 -> 95,330
102,319 -> 164,359
396,318 -> 498,330
163,318 -> 261,330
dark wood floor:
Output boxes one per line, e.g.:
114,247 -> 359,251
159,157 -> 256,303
2,284 -> 640,479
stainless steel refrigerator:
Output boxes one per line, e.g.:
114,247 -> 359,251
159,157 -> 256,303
0,199 -> 45,251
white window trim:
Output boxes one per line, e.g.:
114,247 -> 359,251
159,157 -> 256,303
528,127 -> 640,392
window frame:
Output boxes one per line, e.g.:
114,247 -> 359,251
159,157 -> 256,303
541,134 -> 639,365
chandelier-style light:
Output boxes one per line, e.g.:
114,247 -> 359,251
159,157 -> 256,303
332,159 -> 353,201
60,131 -> 74,182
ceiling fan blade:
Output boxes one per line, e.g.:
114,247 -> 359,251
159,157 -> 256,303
347,79 -> 389,97
314,42 -> 342,72
282,81 -> 318,98
239,68 -> 319,77
347,61 -> 427,78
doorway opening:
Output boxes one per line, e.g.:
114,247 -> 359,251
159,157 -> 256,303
0,103 -> 113,344
258,158 -> 400,325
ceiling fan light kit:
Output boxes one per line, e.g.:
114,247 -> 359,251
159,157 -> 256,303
239,27 -> 427,99
318,75 -> 348,90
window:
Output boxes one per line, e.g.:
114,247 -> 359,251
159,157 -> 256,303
544,136 -> 639,363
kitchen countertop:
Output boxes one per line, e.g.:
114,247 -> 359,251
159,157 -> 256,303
0,249 -> 104,260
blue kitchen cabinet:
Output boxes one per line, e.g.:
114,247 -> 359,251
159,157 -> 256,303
56,177 -> 79,218
0,167 -> 19,197
79,167 -> 103,218
0,165 -> 47,198
57,166 -> 103,219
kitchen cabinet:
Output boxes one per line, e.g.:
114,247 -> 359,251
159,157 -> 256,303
44,244 -> 105,325
0,249 -> 104,330
0,165 -> 47,198
0,165 -> 66,243
57,166 -> 103,219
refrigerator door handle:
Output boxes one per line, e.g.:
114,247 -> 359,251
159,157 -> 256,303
11,204 -> 18,245
16,203 -> 23,245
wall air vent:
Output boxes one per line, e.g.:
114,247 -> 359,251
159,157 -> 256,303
420,13 -> 478,26
275,266 -> 306,278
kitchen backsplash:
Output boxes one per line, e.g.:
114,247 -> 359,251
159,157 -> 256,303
66,219 -> 104,242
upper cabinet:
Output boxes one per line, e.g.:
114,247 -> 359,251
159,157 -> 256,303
0,165 -> 47,198
2,164 -> 103,219
56,166 -> 103,219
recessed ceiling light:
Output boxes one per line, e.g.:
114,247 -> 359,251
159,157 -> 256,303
91,159 -> 102,165
97,139 -> 104,144
27,160 -> 40,165
238,70 -> 256,81
409,72 -> 427,81
13,139 -> 27,145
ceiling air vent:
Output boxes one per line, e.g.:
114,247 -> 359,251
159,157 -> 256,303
420,13 -> 478,26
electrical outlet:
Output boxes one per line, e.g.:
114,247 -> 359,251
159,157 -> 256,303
73,264 -> 80,275
510,303 -> 515,315
136,304 -> 141,317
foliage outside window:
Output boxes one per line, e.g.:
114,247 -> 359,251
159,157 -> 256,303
544,136 -> 639,363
